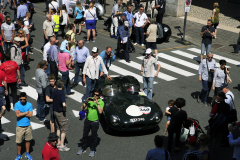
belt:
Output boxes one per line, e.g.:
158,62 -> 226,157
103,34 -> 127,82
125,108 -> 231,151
77,62 -> 85,64
87,119 -> 99,123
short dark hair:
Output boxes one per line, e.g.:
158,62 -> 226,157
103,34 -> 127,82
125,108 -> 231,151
5,16 -> 10,20
139,5 -> 144,9
65,34 -> 71,40
39,60 -> 47,68
19,92 -> 27,98
56,79 -> 64,88
106,46 -> 112,50
154,135 -> 163,148
69,23 -> 75,30
175,98 -> 186,108
18,19 -> 24,25
168,100 -> 175,106
208,19 -> 212,23
48,74 -> 56,81
52,8 -> 57,13
4,54 -> 11,60
127,6 -> 131,10
93,88 -> 102,95
219,59 -> 227,65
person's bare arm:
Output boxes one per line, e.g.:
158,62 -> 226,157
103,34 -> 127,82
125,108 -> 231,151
17,69 -> 21,84
81,103 -> 86,110
94,100 -> 103,114
155,63 -> 161,77
46,95 -> 53,103
43,30 -> 48,39
25,111 -> 33,118
1,29 -> 6,42
165,110 -> 171,115
211,9 -> 216,20
11,30 -> 15,42
3,81 -> 7,95
62,102 -> 66,107
15,110 -> 29,117
0,106 -> 6,118
65,56 -> 72,66
13,0 -> 17,9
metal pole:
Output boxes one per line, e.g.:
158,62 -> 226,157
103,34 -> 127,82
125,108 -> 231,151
183,12 -> 187,41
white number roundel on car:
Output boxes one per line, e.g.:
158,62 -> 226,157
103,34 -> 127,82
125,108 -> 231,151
126,105 -> 143,116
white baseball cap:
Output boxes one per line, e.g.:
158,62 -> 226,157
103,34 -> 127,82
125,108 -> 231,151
145,48 -> 152,54
14,37 -> 21,42
92,47 -> 98,53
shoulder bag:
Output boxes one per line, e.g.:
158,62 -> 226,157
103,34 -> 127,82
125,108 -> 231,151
88,9 -> 98,21
206,59 -> 214,82
227,94 -> 237,123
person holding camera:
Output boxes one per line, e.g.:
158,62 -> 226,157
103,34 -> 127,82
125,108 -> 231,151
200,19 -> 215,62
99,46 -> 115,76
228,122 -> 240,160
197,52 -> 216,106
52,79 -> 70,152
77,88 -> 104,157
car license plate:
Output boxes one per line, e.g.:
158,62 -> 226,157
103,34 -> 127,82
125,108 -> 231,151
130,118 -> 145,122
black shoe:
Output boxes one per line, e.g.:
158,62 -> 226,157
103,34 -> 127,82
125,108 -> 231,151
131,50 -> 135,53
126,59 -> 131,63
70,84 -> 77,88
231,51 -> 238,53
67,92 -> 75,96
17,86 -> 22,89
20,83 -> 28,87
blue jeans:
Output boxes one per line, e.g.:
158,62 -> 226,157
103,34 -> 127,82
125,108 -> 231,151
201,43 -> 211,55
135,27 -> 144,44
143,77 -> 154,100
0,87 -> 4,107
74,62 -> 85,85
14,9 -> 17,21
46,63 -> 51,77
37,93 -> 45,121
82,77 -> 97,102
60,70 -> 71,95
3,42 -> 12,53
199,80 -> 212,102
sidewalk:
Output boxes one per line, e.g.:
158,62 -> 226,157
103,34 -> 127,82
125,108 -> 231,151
104,0 -> 240,55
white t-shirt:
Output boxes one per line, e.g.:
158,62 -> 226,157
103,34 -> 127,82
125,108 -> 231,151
23,26 -> 29,35
43,42 -> 51,61
61,10 -> 68,25
84,9 -> 96,20
225,91 -> 234,110
62,0 -> 71,14
24,18 -> 29,27
133,12 -> 148,27
49,1 -> 59,11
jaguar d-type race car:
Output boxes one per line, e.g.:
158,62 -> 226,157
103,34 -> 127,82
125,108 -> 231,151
97,76 -> 163,133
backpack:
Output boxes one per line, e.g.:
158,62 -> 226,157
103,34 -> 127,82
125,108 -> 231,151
27,2 -> 35,15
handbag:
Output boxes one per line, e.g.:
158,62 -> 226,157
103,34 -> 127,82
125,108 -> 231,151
59,16 -> 63,23
227,94 -> 237,123
206,59 -> 214,82
227,74 -> 232,84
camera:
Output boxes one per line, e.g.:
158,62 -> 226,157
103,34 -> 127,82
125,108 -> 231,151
88,98 -> 94,101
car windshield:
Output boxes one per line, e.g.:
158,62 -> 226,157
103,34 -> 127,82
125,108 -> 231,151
102,85 -> 119,96
123,83 -> 140,94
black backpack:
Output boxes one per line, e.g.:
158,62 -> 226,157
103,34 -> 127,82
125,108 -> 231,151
27,2 -> 35,15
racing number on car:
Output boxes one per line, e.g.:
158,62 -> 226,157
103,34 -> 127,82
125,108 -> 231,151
139,106 -> 151,114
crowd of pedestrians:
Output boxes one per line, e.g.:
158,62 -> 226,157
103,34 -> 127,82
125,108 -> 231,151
0,1 -> 239,160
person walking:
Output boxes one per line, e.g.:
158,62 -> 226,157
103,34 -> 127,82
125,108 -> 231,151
152,0 -> 166,24
228,122 -> 240,160
200,19 -> 215,62
232,32 -> 240,53
52,9 -> 60,40
0,68 -> 7,131
66,23 -> 78,56
77,88 -> 104,157
197,53 -> 216,106
1,16 -> 15,53
59,4 -> 69,38
119,21 -> 130,62
110,0 -> 122,38
141,48 -> 161,100
48,0 -> 59,14
211,2 -> 220,38
47,37 -> 59,80
17,0 -> 28,21
220,83 -> 234,110
42,132 -> 60,160
25,0 -> 35,24
35,60 -> 49,122
74,1 -> 84,35
99,46 -> 115,76
133,6 -> 148,46
41,14 -> 54,53
71,40 -> 90,88
14,92 -> 33,160
123,6 -> 134,36
82,47 -> 111,102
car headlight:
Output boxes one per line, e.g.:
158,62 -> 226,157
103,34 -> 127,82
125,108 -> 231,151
164,27 -> 168,32
110,115 -> 120,126
153,113 -> 161,122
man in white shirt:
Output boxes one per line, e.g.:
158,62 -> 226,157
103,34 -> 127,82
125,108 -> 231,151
228,122 -> 240,160
221,83 -> 234,110
132,6 -> 148,46
110,0 -> 122,38
48,0 -> 59,14
82,47 -> 111,102
43,40 -> 51,77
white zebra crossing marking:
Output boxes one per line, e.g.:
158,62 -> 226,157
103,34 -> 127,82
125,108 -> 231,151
0,132 -> 15,138
19,86 -> 38,100
118,59 -> 177,81
1,117 -> 10,124
136,56 -> 195,77
72,110 -> 79,117
31,122 -> 45,130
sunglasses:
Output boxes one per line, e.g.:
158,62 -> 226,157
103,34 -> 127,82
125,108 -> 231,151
20,99 -> 26,101
94,93 -> 100,96
208,57 -> 213,58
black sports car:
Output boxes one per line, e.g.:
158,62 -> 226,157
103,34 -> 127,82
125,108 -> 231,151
97,76 -> 163,132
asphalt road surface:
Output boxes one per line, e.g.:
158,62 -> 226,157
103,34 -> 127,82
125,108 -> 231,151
1,2 -> 240,160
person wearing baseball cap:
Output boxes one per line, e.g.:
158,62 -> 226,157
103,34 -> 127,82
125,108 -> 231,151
141,48 -> 161,100
42,132 -> 60,160
182,136 -> 203,160
228,122 -> 240,160
221,83 -> 235,110
82,47 -> 111,102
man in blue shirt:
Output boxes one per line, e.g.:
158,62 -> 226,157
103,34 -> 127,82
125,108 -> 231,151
47,37 -> 59,80
146,135 -> 171,160
71,40 -> 90,88
99,46 -> 115,76
17,0 -> 29,20
119,21 -> 130,62
25,0 -> 35,24
14,92 -> 33,160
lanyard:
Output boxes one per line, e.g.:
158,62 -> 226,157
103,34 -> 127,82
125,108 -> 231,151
138,13 -> 142,20
92,56 -> 97,75
144,58 -> 150,67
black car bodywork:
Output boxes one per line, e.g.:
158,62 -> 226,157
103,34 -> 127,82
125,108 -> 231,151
97,76 -> 163,132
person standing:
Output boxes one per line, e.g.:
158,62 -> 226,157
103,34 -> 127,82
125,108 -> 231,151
99,46 -> 115,76
52,9 -> 60,40
119,21 -> 130,62
141,48 -> 161,100
152,0 -> 166,24
182,136 -> 203,160
77,88 -> 104,157
74,1 -> 84,35
59,4 -> 69,38
220,83 -> 234,110
47,37 -> 59,80
110,0 -> 122,38
71,40 -> 90,88
43,38 -> 52,77
14,92 -> 33,160
17,0 -> 29,21
197,53 -> 216,106
123,6 -> 134,36
133,6 -> 148,46
48,0 -> 59,14
0,53 -> 21,108
0,68 -> 7,132
211,2 -> 220,38
35,60 -> 49,122
82,47 -> 111,102
52,79 -> 70,152
66,23 -> 78,56
42,132 -> 60,160
1,16 -> 15,53
41,14 -> 54,53
200,19 -> 215,62
143,18 -> 158,57
232,32 -> 240,53
25,0 -> 35,24
228,122 -> 240,160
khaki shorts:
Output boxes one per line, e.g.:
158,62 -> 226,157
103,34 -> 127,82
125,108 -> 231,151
16,126 -> 32,144
54,111 -> 68,133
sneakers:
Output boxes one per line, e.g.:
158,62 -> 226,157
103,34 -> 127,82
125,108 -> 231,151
134,43 -> 138,45
141,44 -> 144,46
110,35 -> 114,38
92,40 -> 95,42
89,151 -> 96,157
39,119 -> 49,123
29,52 -> 33,55
15,154 -> 22,160
59,146 -> 70,151
115,36 -> 118,39
204,102 -> 209,106
86,41 -> 89,43
25,152 -> 33,160
77,149 -> 86,155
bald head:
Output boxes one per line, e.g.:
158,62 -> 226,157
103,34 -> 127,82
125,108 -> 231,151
78,40 -> 84,48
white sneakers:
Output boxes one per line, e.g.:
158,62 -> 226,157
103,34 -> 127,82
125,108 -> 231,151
141,44 -> 144,46
134,43 -> 138,45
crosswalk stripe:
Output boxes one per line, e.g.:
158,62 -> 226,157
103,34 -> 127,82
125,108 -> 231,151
68,71 -> 85,87
171,50 -> 231,68
158,53 -> 199,70
136,56 -> 195,77
72,110 -> 79,117
0,132 -> 15,138
31,122 -> 45,130
187,48 -> 240,65
118,59 -> 177,81
2,117 -> 10,124
19,86 -> 38,100
110,64 -> 158,84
